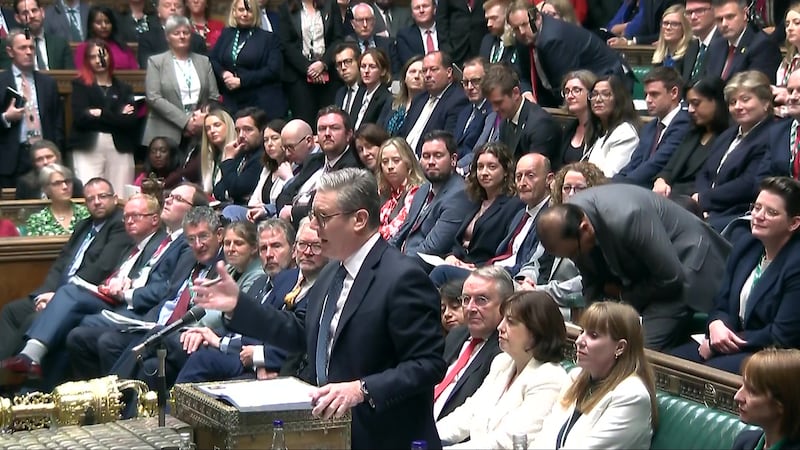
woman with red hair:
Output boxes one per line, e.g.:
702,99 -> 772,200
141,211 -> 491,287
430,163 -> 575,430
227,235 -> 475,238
68,39 -> 140,195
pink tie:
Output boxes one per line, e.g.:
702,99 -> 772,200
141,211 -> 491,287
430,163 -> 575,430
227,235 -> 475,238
425,30 -> 435,54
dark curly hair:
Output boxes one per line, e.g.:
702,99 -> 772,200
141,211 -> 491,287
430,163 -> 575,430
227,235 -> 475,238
465,142 -> 516,202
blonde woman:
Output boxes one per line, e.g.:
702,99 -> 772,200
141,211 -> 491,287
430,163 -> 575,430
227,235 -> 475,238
200,108 -> 237,194
772,4 -> 800,114
651,5 -> 692,69
377,137 -> 425,240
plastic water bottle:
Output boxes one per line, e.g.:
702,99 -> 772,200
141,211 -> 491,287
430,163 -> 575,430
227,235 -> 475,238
410,440 -> 427,450
512,432 -> 528,450
178,432 -> 195,450
271,419 -> 288,450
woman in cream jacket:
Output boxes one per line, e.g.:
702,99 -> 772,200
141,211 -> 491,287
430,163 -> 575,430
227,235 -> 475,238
436,291 -> 569,449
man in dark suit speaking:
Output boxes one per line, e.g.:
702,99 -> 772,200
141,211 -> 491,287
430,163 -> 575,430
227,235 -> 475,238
195,168 -> 446,450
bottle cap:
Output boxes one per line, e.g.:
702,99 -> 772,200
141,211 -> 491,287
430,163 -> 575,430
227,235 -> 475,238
273,419 -> 284,427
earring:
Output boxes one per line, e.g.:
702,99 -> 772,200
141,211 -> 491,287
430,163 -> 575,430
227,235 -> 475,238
614,352 -> 621,360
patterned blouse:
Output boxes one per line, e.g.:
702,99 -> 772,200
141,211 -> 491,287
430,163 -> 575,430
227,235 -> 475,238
26,203 -> 90,236
379,184 -> 419,241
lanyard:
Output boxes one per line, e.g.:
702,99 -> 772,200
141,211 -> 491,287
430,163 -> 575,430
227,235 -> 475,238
755,434 -> 785,450
172,55 -> 194,95
231,29 -> 252,65
790,120 -> 800,172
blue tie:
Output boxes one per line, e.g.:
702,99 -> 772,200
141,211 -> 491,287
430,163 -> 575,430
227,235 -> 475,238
65,226 -> 98,281
315,264 -> 347,385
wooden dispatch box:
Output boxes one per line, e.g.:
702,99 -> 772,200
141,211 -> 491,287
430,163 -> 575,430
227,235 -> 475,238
172,380 -> 351,449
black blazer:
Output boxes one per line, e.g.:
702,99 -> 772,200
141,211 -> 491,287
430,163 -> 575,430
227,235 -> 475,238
355,84 -> 392,127
278,0 -> 342,84
732,430 -> 800,450
115,10 -> 161,44
31,208 -> 132,298
334,84 -> 366,117
703,25 -> 782,83
436,326 -> 501,420
0,70 -> 64,177
498,100 -> 562,164
452,194 -> 524,265
453,100 -> 490,161
696,119 -> 773,231
396,24 -> 450,68
435,0 -> 486,64
478,34 -> 517,66
67,78 -> 140,153
399,83 -> 469,155
344,34 -> 400,75
758,117 -> 794,180
210,27 -> 286,120
275,151 -> 326,211
212,146 -> 264,205
680,30 -> 723,85
137,26 -> 207,68
226,240 -> 446,450
656,128 -> 719,197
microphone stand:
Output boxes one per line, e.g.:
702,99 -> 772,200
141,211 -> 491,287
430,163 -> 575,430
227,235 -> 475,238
156,343 -> 167,427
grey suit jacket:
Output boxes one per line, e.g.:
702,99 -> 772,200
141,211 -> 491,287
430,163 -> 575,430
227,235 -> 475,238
44,1 -> 90,42
142,51 -> 220,146
568,184 -> 731,312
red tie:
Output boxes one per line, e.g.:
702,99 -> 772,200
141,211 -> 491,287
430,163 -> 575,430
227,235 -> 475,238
149,235 -> 173,263
104,246 -> 141,284
166,266 -> 201,325
434,338 -> 483,400
489,216 -> 531,264
425,30 -> 435,54
528,47 -> 539,103
467,0 -> 474,11
721,44 -> 736,79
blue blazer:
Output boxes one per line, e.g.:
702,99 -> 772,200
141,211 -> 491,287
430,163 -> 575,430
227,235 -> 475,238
395,24 -> 448,68
210,27 -> 286,120
129,234 -> 192,313
399,83 -> 469,155
452,194 -> 524,265
707,233 -> 800,351
615,108 -> 691,187
695,119 -> 772,231
452,101 -> 490,161
702,25 -> 782,83
212,147 -> 264,205
757,117 -> 794,180
495,204 -> 547,275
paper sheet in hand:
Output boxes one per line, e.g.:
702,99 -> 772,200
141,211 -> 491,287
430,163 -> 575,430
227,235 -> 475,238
70,276 -> 119,306
691,333 -> 705,345
196,377 -> 317,412
417,253 -> 447,267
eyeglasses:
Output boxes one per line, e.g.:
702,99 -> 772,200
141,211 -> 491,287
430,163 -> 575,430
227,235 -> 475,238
123,213 -> 157,222
561,86 -> 585,98
458,295 -> 492,307
461,77 -> 483,87
352,17 -> 374,25
165,193 -> 194,206
562,184 -> 588,194
296,241 -> 323,255
49,179 -> 70,188
661,20 -> 682,29
684,6 -> 711,17
588,91 -> 613,102
750,202 -> 782,219
282,134 -> 310,152
86,192 -> 115,202
307,209 -> 356,228
186,232 -> 213,245
336,58 -> 355,68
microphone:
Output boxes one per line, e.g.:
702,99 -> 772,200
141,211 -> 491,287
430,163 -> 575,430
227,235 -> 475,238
24,26 -> 30,40
131,306 -> 206,354
98,47 -> 107,68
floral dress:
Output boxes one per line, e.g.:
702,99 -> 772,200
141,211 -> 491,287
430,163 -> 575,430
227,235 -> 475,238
379,184 -> 419,240
26,204 -> 90,236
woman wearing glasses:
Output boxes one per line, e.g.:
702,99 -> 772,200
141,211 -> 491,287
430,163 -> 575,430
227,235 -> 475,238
26,164 -> 90,236
550,161 -> 608,205
583,75 -> 641,177
559,70 -> 597,166
651,5 -> 692,70
670,177 -> 800,374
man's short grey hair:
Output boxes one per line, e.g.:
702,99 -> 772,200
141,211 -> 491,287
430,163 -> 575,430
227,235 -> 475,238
257,218 -> 297,246
317,168 -> 381,229
38,163 -> 73,189
164,15 -> 191,35
182,206 -> 221,230
471,266 -> 515,301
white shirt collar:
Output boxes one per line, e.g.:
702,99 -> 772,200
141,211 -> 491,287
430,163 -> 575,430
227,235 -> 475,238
136,231 -> 157,251
730,28 -> 746,48
526,195 -> 550,218
660,104 -> 681,128
511,99 -> 526,125
420,24 -> 437,34
342,232 -> 380,279
700,26 -> 717,46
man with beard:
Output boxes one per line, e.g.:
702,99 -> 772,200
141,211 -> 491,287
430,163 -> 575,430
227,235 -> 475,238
212,107 -> 267,206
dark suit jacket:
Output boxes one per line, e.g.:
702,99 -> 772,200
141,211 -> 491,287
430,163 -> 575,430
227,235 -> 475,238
695,119 -> 772,231
67,78 -> 140,153
703,26 -> 782,83
372,4 -> 412,38
344,34 -> 400,75
0,69 -> 64,177
137,26 -> 207,68
732,430 -> 800,450
436,326 -> 501,420
278,0 -> 342,83
129,235 -> 193,314
399,83 -> 469,155
435,0 -> 486,64
0,33 -> 74,70
708,233 -> 800,351
212,146 -> 264,205
116,10 -> 161,44
656,128 -> 719,197
210,27 -> 286,120
44,1 -> 90,42
478,34 -> 517,65
758,117 -> 794,180
518,15 -> 628,108
355,84 -> 392,127
680,30 -> 723,85
453,100 -> 489,160
227,239 -> 446,450
335,84 -> 366,117
615,108 -> 691,186
452,194 -> 524,265
31,208 -> 132,298
396,24 -> 450,68
568,184 -> 731,313
498,100 -> 562,163
391,175 -> 476,257
495,204 -> 548,276
630,0 -> 682,45
275,151 -> 326,211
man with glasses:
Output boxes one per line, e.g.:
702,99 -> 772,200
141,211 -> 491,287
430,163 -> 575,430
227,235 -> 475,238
536,184 -> 731,350
333,42 -> 364,119
346,3 -> 398,74
136,0 -> 206,68
482,63 -> 561,165
268,119 -> 323,223
453,57 -> 490,166
0,178 -> 129,387
194,168 -> 446,449
681,0 -> 722,83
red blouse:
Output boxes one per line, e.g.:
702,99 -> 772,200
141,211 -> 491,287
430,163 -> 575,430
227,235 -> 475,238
379,184 -> 419,241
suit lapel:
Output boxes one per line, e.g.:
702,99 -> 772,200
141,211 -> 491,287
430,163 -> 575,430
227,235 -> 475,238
190,54 -> 207,101
291,11 -> 302,37
307,262 -> 339,359
449,333 -> 498,397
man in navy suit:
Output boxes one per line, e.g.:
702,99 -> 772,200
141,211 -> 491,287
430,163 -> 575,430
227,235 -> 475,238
615,67 -> 691,187
681,0 -> 722,84
194,168 -> 446,450
702,0 -> 781,83
333,43 -> 365,119
453,57 -> 490,164
606,0 -> 683,46
257,0 -> 279,33
396,0 -> 449,66
400,51 -> 469,154
759,70 -> 800,180
347,3 -> 399,74
479,0 -> 517,65
435,0 -> 487,65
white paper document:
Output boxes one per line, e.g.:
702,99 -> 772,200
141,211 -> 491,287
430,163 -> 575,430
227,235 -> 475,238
691,333 -> 706,345
100,309 -> 157,331
418,253 -> 447,267
196,377 -> 317,412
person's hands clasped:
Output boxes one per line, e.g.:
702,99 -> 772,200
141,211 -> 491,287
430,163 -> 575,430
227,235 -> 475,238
180,326 -> 221,353
246,206 -> 266,222
192,261 -> 241,314
310,381 -> 364,420
33,292 -> 55,312
240,345 -> 256,367
652,178 -> 671,197
708,319 -> 746,354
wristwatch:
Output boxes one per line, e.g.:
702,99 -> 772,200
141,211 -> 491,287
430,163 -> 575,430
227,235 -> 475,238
360,379 -> 375,408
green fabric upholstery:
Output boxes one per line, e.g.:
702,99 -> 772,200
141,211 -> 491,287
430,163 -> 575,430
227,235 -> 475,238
632,66 -> 650,100
652,392 -> 755,450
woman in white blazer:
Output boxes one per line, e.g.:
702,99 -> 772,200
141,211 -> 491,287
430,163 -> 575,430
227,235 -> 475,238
532,301 -> 658,450
583,75 -> 641,177
437,291 -> 569,449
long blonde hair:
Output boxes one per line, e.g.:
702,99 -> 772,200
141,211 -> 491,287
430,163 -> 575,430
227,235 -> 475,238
376,137 -> 425,197
200,109 -> 237,193
562,302 -> 658,429
652,5 -> 692,65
